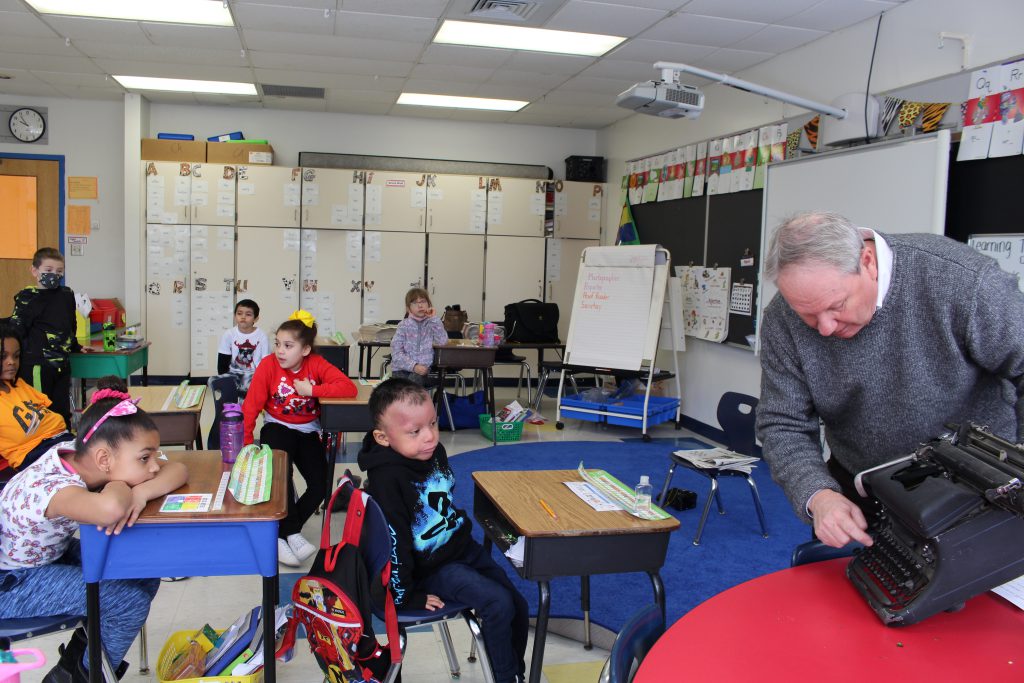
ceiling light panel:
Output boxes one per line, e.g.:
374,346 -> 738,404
25,0 -> 234,26
113,75 -> 257,95
397,92 -> 528,111
434,20 -> 625,57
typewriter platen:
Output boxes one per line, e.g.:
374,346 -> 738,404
847,422 -> 1024,626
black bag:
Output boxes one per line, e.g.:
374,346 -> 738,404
503,299 -> 559,343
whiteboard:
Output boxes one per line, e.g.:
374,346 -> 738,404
564,245 -> 670,371
756,129 -> 951,343
968,234 -> 1024,293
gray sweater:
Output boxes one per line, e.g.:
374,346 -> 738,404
757,232 -> 1024,522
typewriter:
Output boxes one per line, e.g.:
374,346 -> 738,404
847,422 -> 1024,626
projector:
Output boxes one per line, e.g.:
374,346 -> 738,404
616,80 -> 705,119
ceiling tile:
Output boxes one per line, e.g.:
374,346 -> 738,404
558,75 -> 637,95
445,109 -> 515,123
42,16 -> 150,43
77,42 -> 250,68
242,30 -> 422,60
256,95 -> 327,111
679,0 -> 822,24
232,4 -> 334,34
255,68 -> 406,90
540,89 -> 619,106
698,47 -> 775,73
0,0 -> 32,9
733,24 -> 826,53
0,53 -> 102,73
507,111 -> 578,126
547,1 -> 667,38
333,11 -> 437,42
641,13 -> 764,47
324,88 -> 399,104
140,92 -> 201,105
419,44 -> 510,69
339,0 -> 448,19
326,98 -> 395,115
599,0 -> 687,10
95,59 -> 252,82
607,38 -> 716,65
410,63 -> 495,83
52,85 -> 125,100
141,24 -> 242,50
401,79 -> 479,97
0,35 -> 86,57
0,11 -> 61,38
503,52 -> 595,75
0,79 -> 64,96
233,0 -> 336,9
32,71 -> 114,87
579,58 -> 661,81
785,0 -> 897,32
251,52 -> 413,77
473,83 -> 548,101
485,70 -> 568,89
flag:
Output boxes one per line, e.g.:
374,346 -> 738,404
616,201 -> 639,245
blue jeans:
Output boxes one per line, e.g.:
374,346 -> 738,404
421,540 -> 528,683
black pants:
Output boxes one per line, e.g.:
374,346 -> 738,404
259,422 -> 326,538
20,362 -> 71,430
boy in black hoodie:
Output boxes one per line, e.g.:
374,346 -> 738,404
358,378 -> 528,683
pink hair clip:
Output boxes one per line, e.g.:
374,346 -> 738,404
91,388 -> 132,405
82,398 -> 141,443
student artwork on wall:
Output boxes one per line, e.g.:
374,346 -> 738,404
958,61 -> 1024,161
678,265 -> 730,342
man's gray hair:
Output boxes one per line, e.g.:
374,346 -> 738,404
764,211 -> 865,282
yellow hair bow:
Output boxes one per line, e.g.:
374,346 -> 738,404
288,309 -> 315,327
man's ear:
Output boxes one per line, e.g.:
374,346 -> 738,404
372,429 -> 390,447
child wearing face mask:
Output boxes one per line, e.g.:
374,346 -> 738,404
8,247 -> 80,429
389,287 -> 449,386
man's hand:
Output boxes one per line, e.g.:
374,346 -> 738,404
808,489 -> 874,548
424,594 -> 445,611
293,378 -> 313,396
413,364 -> 429,376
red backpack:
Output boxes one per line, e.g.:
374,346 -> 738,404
278,478 -> 401,683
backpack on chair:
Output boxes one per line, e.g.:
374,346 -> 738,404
277,477 -> 401,683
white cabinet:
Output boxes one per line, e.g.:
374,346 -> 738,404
189,163 -> 237,226
236,226 -> 301,333
189,225 -> 236,376
553,181 -> 604,240
236,166 -> 302,227
427,233 -> 483,320
365,171 -> 424,232
144,224 -> 190,375
301,167 -> 363,230
546,237 -> 598,343
486,177 -> 546,237
299,229 -> 363,371
484,235 -> 546,321
427,174 -> 482,235
362,231 -> 426,323
144,161 -> 192,225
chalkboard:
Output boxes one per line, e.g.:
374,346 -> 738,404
946,142 -> 1024,243
632,196 -> 706,268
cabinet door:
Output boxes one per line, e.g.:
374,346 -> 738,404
486,177 -> 546,237
362,231 -> 425,323
236,166 -> 302,227
365,171 -> 425,232
428,233 -> 483,320
300,229 -> 363,372
554,181 -> 604,240
144,224 -> 190,375
484,235 -> 546,321
301,167 -> 363,230
190,163 -> 237,226
190,225 -> 236,376
235,227 -> 301,333
546,237 -> 598,343
144,161 -> 191,225
427,174 -> 482,235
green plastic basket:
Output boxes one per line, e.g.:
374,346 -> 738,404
479,414 -> 524,442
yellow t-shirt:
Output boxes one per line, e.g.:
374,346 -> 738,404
0,379 -> 68,468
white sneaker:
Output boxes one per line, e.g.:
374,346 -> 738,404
287,533 -> 317,563
278,538 -> 301,567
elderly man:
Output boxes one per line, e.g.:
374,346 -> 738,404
756,211 -> 1024,547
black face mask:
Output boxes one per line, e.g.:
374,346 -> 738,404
39,272 -> 62,290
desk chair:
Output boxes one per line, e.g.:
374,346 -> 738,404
205,374 -> 239,450
532,360 -> 582,412
358,487 -> 494,683
0,616 -> 131,682
598,603 -> 664,683
657,392 -> 769,545
790,539 -> 861,567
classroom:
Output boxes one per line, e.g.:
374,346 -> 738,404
2,1 -> 1024,682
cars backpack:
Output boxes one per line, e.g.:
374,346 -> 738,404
278,477 -> 401,683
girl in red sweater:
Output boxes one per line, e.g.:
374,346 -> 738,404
243,311 -> 356,566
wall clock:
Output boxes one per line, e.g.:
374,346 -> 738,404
8,107 -> 46,143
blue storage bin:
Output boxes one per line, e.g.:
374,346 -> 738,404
559,393 -> 607,423
605,395 -> 679,427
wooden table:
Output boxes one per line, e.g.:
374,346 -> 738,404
319,384 -> 375,510
79,450 -> 287,683
70,342 -> 151,405
314,335 -> 350,376
434,342 -> 497,444
634,558 -> 1024,682
129,385 -> 206,449
473,470 -> 679,683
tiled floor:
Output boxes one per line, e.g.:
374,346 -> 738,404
20,384 -> 702,682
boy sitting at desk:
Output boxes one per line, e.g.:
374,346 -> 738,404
358,378 -> 528,683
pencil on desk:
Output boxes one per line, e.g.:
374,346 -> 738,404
539,498 -> 558,520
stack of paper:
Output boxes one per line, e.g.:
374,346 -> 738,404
495,400 -> 529,423
674,447 -> 759,474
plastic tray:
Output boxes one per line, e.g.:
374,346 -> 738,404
559,394 -> 679,428
479,414 -> 524,442
157,630 -> 263,683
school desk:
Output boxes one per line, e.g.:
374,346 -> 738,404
70,342 -> 151,405
78,450 -> 287,683
129,385 -> 206,449
352,331 -> 390,378
633,558 -> 1024,682
434,342 -> 497,444
472,469 -> 679,683
319,383 -> 375,509
314,335 -> 350,376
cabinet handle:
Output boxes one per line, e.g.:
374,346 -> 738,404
303,208 -> 309,224
419,214 -> 424,228
294,208 -> 299,223
538,280 -> 543,298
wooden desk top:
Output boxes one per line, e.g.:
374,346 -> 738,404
138,450 -> 287,523
74,340 -> 152,355
473,470 -> 679,538
128,385 -> 206,414
319,383 -> 374,405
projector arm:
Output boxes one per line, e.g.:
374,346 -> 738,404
654,61 -> 847,120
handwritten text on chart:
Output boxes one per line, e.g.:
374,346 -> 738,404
581,272 -> 619,310
971,238 -> 1020,261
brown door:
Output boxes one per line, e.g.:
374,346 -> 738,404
0,156 -> 61,317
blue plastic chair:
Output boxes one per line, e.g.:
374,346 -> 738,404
599,603 -> 665,683
0,615 -> 129,680
357,486 -> 494,682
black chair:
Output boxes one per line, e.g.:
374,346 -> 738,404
206,374 -> 239,450
790,539 -> 862,567
598,603 -> 665,683
0,615 -> 129,679
657,392 -> 768,545
532,360 -> 582,411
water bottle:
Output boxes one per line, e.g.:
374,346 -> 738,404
634,475 -> 652,514
220,403 -> 244,464
102,315 -> 116,352
483,322 -> 496,347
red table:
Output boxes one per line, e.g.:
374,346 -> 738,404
634,559 -> 1024,682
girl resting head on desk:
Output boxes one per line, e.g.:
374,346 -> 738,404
0,375 -> 188,682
